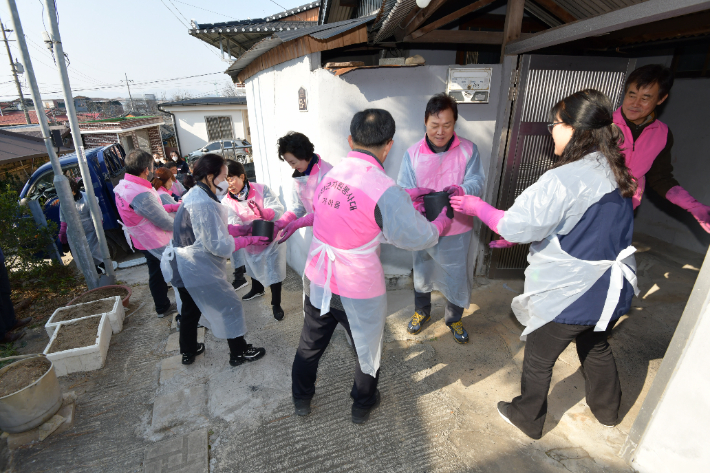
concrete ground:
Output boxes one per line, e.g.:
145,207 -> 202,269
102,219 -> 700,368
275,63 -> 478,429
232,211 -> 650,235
3,233 -> 703,473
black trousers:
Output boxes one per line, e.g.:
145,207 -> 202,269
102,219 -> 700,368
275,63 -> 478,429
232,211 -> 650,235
178,287 -> 246,355
292,296 -> 379,409
251,278 -> 282,307
415,290 -> 464,325
0,253 -> 17,339
508,321 -> 622,439
141,250 -> 171,314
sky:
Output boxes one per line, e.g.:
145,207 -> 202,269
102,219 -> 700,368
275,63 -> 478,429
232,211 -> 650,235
0,0 -> 309,102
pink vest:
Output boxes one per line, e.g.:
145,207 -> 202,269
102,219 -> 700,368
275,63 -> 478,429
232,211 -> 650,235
294,156 -> 333,214
407,133 -> 475,236
305,151 -> 394,299
222,183 -> 268,254
613,107 -> 668,208
114,174 -> 172,251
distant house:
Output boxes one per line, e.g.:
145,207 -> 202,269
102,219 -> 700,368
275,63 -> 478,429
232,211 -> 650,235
77,115 -> 166,159
158,96 -> 249,157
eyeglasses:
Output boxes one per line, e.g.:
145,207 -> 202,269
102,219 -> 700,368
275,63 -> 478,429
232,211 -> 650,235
547,121 -> 563,133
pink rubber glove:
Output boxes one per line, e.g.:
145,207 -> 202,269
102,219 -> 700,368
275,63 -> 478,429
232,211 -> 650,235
413,201 -> 426,214
404,187 -> 435,202
278,213 -> 315,244
490,238 -> 517,249
450,195 -> 505,233
248,200 -> 263,218
228,224 -> 252,237
58,221 -> 68,244
274,211 -> 298,233
432,207 -> 453,235
666,186 -> 710,233
444,185 -> 465,197
163,203 -> 180,213
261,208 -> 276,221
234,236 -> 270,250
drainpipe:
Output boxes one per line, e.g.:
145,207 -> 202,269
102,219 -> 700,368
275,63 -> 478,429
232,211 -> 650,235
158,104 -> 183,157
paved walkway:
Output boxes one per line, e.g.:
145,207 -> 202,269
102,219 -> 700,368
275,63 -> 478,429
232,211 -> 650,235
5,233 -> 703,472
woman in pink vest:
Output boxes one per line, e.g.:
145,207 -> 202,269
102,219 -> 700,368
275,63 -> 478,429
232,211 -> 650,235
397,93 -> 486,345
151,168 -> 178,205
161,154 -> 269,366
614,64 -> 709,231
273,132 -> 333,274
221,162 -> 288,320
279,109 -> 452,424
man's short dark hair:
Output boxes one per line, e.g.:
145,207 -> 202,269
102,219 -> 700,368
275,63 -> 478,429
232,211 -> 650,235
625,64 -> 674,99
350,109 -> 396,148
125,150 -> 154,176
277,131 -> 315,161
425,93 -> 458,123
164,161 -> 177,170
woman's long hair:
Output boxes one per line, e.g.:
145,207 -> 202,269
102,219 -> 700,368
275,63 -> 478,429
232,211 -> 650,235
151,168 -> 173,191
550,89 -> 636,198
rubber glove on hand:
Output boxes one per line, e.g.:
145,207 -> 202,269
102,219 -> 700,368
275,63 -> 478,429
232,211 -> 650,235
444,185 -> 465,197
666,185 -> 710,233
432,207 -> 453,235
228,224 -> 252,237
247,200 -> 263,218
404,187 -> 435,202
260,208 -> 276,221
234,236 -> 270,250
450,195 -> 504,233
274,211 -> 298,234
58,221 -> 68,244
413,200 -> 426,214
278,213 -> 314,244
489,238 -> 517,249
163,203 -> 180,213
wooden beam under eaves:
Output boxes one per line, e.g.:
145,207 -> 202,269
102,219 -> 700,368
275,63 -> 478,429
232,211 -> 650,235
403,0 -> 451,37
532,0 -> 577,24
404,0 -> 498,41
406,29 -> 532,44
501,0 -> 525,60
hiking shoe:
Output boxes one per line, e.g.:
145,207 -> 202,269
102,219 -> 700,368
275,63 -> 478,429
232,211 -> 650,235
407,311 -> 430,334
448,321 -> 469,344
242,287 -> 265,301
293,397 -> 312,416
232,277 -> 248,290
273,305 -> 285,321
158,302 -> 177,318
229,345 -> 266,366
352,390 -> 381,425
182,343 -> 205,365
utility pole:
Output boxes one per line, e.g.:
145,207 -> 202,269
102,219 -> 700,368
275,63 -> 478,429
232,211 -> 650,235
122,73 -> 135,111
42,0 -> 116,284
4,0 -> 99,289
1,18 -> 31,124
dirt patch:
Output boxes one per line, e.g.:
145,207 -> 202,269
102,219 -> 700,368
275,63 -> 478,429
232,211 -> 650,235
48,317 -> 101,353
0,358 -> 51,397
69,287 -> 128,305
53,299 -> 115,323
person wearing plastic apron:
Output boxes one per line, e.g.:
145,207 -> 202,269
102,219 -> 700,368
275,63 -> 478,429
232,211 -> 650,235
397,93 -> 485,344
452,90 -> 639,440
114,150 -> 180,318
161,153 -> 268,366
57,178 -> 104,274
273,131 -> 333,275
279,109 -> 452,424
152,168 -> 178,205
221,165 -> 288,321
221,161 -> 249,291
613,64 -> 710,231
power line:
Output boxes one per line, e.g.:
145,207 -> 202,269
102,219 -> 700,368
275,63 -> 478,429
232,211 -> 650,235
158,0 -> 221,59
172,0 -> 237,20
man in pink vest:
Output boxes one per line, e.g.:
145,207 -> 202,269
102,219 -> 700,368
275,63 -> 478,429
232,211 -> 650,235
279,109 -> 452,424
114,150 -> 179,317
614,64 -> 710,232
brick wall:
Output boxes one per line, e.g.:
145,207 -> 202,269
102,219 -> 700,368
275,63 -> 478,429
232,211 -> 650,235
78,116 -> 163,133
147,126 -> 164,160
83,132 -> 118,149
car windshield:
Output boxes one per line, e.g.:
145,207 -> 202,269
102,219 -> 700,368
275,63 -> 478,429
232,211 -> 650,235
28,164 -> 82,206
205,142 -> 222,151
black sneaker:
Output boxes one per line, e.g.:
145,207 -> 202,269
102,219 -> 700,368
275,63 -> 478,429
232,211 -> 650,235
229,344 -> 266,366
242,287 -> 265,301
407,311 -> 430,334
293,396 -> 312,416
352,390 -> 381,424
158,302 -> 177,318
497,401 -> 542,439
182,343 -> 205,365
273,305 -> 284,321
448,321 -> 469,344
232,277 -> 248,290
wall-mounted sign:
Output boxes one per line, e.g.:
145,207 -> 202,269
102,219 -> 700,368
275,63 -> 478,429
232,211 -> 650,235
446,67 -> 493,103
298,87 -> 308,112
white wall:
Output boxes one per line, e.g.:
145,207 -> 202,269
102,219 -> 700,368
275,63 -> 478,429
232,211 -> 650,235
166,104 -> 248,155
246,55 -> 502,275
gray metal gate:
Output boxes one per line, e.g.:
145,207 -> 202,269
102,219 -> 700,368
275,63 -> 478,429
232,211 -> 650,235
488,55 -> 636,279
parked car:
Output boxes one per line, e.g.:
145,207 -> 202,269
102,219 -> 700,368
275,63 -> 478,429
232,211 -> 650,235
19,144 -> 131,258
187,139 -> 252,164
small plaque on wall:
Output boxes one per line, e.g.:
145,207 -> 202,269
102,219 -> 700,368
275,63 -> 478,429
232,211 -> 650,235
298,87 -> 308,112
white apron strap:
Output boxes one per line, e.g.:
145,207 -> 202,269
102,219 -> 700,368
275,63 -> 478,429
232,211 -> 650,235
595,245 -> 639,332
160,240 -> 176,282
117,220 -> 135,252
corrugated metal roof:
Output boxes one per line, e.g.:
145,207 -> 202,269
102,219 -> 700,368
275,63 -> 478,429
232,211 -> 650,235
371,0 -> 416,43
524,2 -> 563,27
310,14 -> 376,40
159,97 -> 247,107
264,2 -> 320,22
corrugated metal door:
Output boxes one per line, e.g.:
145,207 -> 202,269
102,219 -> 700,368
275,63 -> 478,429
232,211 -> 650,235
488,55 -> 635,279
